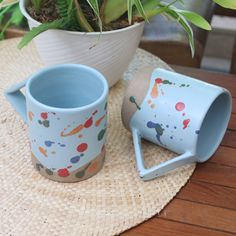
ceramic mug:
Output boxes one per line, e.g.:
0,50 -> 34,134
5,64 -> 109,182
122,67 -> 232,181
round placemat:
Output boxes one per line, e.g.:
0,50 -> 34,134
0,38 -> 195,236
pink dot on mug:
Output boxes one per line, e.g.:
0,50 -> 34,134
175,102 -> 185,111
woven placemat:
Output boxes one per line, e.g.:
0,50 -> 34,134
0,38 -> 195,236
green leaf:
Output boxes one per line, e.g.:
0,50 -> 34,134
103,0 -> 148,24
0,20 -> 10,39
133,0 -> 148,21
55,0 -> 78,31
103,0 -> 127,24
157,2 -> 196,56
9,4 -> 24,25
213,0 -> 236,9
0,0 -> 18,9
162,8 -> 195,57
179,15 -> 195,57
86,0 -> 102,30
57,0 -> 70,17
127,0 -> 133,24
74,0 -> 94,32
0,4 -> 24,39
0,4 -> 12,17
175,9 -> 211,30
133,0 -> 166,19
18,18 -> 68,49
67,0 -> 74,15
32,0 -> 41,13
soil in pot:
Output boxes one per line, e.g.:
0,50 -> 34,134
26,0 -> 142,31
27,0 -> 59,23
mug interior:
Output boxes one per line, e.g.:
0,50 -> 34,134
196,92 -> 231,162
28,65 -> 106,109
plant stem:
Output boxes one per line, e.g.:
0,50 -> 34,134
100,0 -> 107,24
74,0 -> 94,32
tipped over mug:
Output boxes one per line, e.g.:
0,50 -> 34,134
5,64 -> 108,182
122,67 -> 232,181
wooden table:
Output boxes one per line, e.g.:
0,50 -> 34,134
122,66 -> 236,236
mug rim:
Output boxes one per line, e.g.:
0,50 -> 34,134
26,64 -> 109,112
195,89 -> 232,162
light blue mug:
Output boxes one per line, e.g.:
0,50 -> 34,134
5,64 -> 109,182
122,68 -> 232,181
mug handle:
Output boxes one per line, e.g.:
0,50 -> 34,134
5,79 -> 28,123
132,128 -> 196,181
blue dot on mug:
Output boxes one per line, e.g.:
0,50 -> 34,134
45,140 -> 55,147
58,143 -> 66,147
147,121 -> 157,129
70,156 -> 80,164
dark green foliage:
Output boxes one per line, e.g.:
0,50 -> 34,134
56,0 -> 79,31
56,0 -> 72,17
31,0 -> 41,13
16,0 -> 236,56
0,3 -> 26,40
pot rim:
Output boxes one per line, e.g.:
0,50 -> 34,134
19,0 -> 144,36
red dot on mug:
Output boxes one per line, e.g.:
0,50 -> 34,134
41,112 -> 48,119
77,143 -> 88,152
84,116 -> 93,128
155,78 -> 163,84
57,168 -> 69,177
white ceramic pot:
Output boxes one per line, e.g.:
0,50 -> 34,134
19,0 -> 144,87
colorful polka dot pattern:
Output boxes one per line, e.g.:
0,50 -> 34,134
29,101 -> 107,181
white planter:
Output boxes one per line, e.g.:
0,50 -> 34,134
19,0 -> 144,87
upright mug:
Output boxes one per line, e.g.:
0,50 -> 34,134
122,67 -> 232,181
5,64 -> 108,182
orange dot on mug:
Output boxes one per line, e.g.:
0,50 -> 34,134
88,161 -> 99,173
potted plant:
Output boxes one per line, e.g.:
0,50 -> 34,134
16,0 -> 236,86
